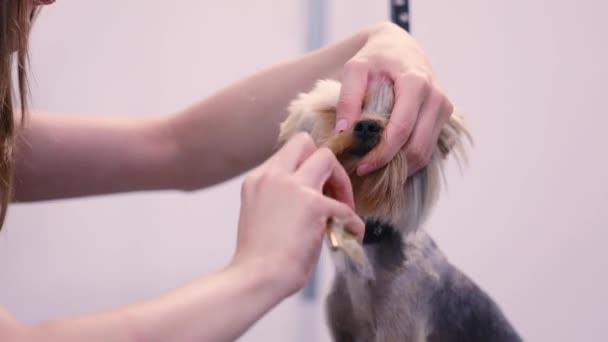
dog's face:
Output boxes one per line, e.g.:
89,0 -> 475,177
279,79 -> 469,232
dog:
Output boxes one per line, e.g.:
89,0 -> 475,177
277,76 -> 522,342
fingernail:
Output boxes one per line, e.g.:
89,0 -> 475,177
357,164 -> 371,176
335,119 -> 348,132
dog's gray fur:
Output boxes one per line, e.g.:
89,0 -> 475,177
327,228 -> 521,342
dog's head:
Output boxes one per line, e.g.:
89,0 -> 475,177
278,77 -> 470,233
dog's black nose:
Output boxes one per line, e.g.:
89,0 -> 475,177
351,119 -> 382,156
354,120 -> 381,141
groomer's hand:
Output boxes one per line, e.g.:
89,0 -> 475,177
336,22 -> 454,176
232,133 -> 364,298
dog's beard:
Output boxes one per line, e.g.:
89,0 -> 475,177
350,153 -> 407,224
321,130 -> 413,229
278,78 -> 470,235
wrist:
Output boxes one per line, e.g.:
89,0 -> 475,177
229,255 -> 295,303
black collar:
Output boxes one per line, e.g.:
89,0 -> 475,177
363,219 -> 401,245
362,218 -> 405,269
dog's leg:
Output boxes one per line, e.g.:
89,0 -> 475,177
427,267 -> 522,342
326,276 -> 357,342
326,274 -> 379,342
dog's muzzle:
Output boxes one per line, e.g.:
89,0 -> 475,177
350,119 -> 383,156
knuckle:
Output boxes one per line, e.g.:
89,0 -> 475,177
426,87 -> 445,106
424,89 -> 453,124
336,202 -> 352,217
389,118 -> 414,138
257,171 -> 273,185
243,167 -> 285,198
263,168 -> 288,187
408,144 -> 428,166
343,59 -> 369,74
292,132 -> 316,149
317,147 -> 337,164
442,98 -> 455,117
347,219 -> 364,239
306,199 -> 328,219
301,191 -> 320,210
285,133 -> 317,157
402,71 -> 432,97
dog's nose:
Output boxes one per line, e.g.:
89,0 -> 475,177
350,119 -> 382,156
354,120 -> 381,141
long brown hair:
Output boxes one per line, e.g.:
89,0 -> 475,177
0,0 -> 36,230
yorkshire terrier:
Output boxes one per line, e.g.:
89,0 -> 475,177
277,76 -> 522,341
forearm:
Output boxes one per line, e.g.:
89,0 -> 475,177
167,23 -> 377,190
13,261 -> 283,342
13,112 -> 178,201
123,260 -> 283,342
13,23 -> 389,200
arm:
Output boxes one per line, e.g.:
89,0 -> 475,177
3,134 -> 365,342
13,23 -> 373,201
15,21 -> 451,201
0,260 -> 286,342
14,112 -> 178,201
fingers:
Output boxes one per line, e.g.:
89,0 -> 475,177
335,61 -> 370,132
403,91 -> 453,175
269,132 -> 356,209
356,72 -> 428,175
317,196 -> 365,241
270,132 -> 318,172
294,148 -> 355,209
292,146 -> 362,239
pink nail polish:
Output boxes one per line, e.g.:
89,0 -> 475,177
335,119 -> 348,132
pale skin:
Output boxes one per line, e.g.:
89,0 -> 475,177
1,1 -> 455,341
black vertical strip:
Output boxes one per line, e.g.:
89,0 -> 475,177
390,0 -> 410,32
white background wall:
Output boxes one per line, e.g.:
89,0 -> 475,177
0,1 -> 606,341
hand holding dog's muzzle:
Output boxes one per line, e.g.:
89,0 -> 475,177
334,23 -> 454,177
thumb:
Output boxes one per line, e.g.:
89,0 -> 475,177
335,61 -> 370,132
320,197 -> 365,241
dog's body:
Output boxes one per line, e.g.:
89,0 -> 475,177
278,77 -> 521,342
327,227 -> 520,342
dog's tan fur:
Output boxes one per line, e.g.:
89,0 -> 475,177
277,77 -> 521,342
278,77 -> 470,231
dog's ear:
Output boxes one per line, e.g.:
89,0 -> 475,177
437,111 -> 473,164
277,107 -> 319,150
277,79 -> 342,150
276,110 -> 303,149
